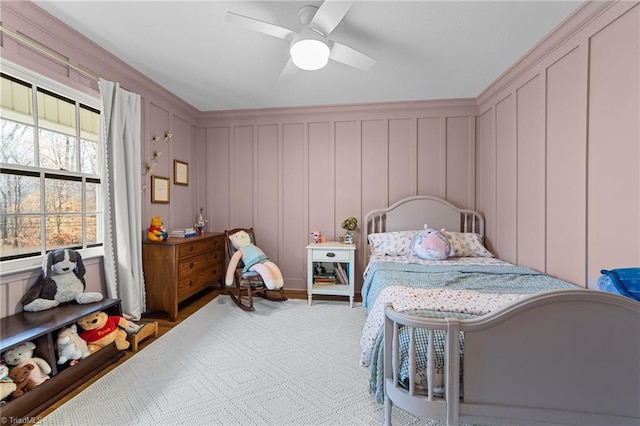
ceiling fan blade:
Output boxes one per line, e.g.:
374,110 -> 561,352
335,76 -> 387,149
330,42 -> 376,71
278,58 -> 299,81
226,11 -> 295,40
310,1 -> 354,35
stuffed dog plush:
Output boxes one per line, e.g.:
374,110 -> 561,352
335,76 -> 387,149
21,249 -> 103,312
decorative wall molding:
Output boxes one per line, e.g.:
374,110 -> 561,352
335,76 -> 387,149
197,98 -> 479,125
475,1 -> 639,287
477,0 -> 618,107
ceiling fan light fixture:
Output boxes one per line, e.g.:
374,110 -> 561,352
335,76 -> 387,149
290,27 -> 330,71
290,39 -> 330,70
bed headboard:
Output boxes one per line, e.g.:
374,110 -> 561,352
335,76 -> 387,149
364,196 -> 485,264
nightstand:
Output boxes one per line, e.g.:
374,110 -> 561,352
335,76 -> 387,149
306,242 -> 356,307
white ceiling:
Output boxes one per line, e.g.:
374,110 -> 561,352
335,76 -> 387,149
33,1 -> 584,112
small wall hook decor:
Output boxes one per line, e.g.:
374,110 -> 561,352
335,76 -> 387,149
144,151 -> 162,176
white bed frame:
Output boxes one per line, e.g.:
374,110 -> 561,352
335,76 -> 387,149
364,196 -> 640,426
363,195 -> 485,266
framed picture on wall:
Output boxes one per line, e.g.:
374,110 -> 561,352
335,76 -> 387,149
174,160 -> 189,186
151,176 -> 170,203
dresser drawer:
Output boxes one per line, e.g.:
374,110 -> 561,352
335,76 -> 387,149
178,262 -> 225,301
177,267 -> 215,300
177,237 -> 222,259
311,248 -> 351,262
178,249 -> 223,281
210,256 -> 225,281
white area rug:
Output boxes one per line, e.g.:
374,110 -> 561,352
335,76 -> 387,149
38,296 -> 433,425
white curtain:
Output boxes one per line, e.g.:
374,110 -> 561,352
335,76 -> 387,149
99,79 -> 145,319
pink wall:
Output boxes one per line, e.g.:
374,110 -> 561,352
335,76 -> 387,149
198,101 -> 478,291
476,1 -> 640,287
1,0 -> 638,316
0,1 -> 201,316
0,1 -> 203,229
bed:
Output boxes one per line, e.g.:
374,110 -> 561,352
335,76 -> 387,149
361,196 -> 640,426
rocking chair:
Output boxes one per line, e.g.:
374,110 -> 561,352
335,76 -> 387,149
224,227 -> 287,311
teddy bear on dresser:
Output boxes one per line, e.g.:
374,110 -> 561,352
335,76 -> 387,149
77,311 -> 131,353
20,249 -> 103,312
147,216 -> 168,241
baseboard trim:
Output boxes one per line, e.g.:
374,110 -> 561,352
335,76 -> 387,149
282,289 -> 362,304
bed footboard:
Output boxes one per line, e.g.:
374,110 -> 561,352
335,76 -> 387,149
383,290 -> 640,426
384,306 -> 460,425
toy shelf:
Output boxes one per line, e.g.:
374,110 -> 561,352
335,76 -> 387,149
0,299 -> 124,422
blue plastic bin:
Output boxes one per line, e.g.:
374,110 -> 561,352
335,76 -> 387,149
598,268 -> 640,302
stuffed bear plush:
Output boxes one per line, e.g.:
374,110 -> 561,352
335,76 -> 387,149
7,364 -> 36,399
77,311 -> 130,353
20,249 -> 103,312
413,225 -> 452,261
56,324 -> 91,365
147,216 -> 168,241
2,342 -> 51,386
226,230 -> 284,290
0,364 -> 17,403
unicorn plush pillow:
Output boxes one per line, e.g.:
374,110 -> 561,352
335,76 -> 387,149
413,225 -> 451,261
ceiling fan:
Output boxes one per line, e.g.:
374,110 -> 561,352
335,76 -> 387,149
226,1 -> 376,79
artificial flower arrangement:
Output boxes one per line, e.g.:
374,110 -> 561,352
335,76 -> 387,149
341,217 -> 358,231
341,217 -> 358,244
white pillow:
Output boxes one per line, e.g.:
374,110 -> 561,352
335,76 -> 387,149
368,230 -> 420,256
443,231 -> 494,258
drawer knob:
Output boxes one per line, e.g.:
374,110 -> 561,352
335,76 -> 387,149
189,280 -> 193,287
326,252 -> 335,258
189,245 -> 194,252
189,262 -> 194,269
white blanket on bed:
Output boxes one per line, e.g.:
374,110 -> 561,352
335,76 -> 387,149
359,285 -> 528,367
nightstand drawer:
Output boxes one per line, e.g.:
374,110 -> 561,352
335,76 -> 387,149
311,249 -> 351,262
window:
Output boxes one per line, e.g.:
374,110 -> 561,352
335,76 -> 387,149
0,62 -> 103,271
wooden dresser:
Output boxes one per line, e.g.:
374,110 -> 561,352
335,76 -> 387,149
142,232 -> 225,321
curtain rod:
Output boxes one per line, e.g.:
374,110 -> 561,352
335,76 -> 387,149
0,24 -> 100,81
